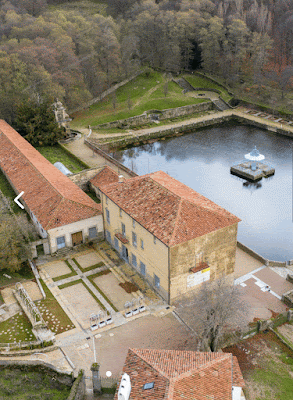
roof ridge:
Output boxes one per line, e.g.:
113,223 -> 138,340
44,196 -> 66,229
171,353 -> 231,382
129,349 -> 171,379
169,198 -> 184,246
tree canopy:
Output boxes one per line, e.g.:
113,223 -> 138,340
14,100 -> 66,146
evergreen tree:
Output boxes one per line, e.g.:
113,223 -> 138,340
14,101 -> 66,146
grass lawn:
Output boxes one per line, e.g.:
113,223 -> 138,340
0,262 -> 34,290
0,170 -> 21,214
0,365 -> 71,399
71,70 -> 208,127
223,330 -> 293,400
35,144 -> 87,173
0,312 -> 34,344
37,280 -> 75,334
183,74 -> 233,103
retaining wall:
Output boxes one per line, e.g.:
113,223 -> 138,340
91,101 -> 213,130
68,167 -> 104,190
84,139 -> 137,178
70,71 -> 142,114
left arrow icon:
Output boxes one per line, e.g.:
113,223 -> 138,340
14,191 -> 24,209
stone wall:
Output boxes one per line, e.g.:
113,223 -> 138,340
169,223 -> 238,302
70,71 -> 142,114
84,139 -> 137,178
67,167 -> 104,190
236,241 -> 267,264
91,101 -> 213,130
67,370 -> 85,400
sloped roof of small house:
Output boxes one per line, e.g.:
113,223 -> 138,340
100,171 -> 241,246
0,120 -> 101,230
90,165 -> 119,189
114,348 -> 245,400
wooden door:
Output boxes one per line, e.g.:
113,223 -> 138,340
71,231 -> 83,246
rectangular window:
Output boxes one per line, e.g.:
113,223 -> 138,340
106,208 -> 110,224
153,236 -> 156,244
154,274 -> 160,288
88,227 -> 97,239
105,196 -> 108,204
119,208 -> 122,217
114,237 -> 119,250
56,236 -> 66,249
132,219 -> 135,228
122,223 -> 126,236
132,254 -> 137,268
195,252 -> 203,266
140,261 -> 146,276
140,239 -> 144,250
105,230 -> 111,244
132,232 -> 137,248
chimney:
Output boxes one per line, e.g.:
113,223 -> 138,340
119,175 -> 125,183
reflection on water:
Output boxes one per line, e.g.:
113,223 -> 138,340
112,123 -> 293,261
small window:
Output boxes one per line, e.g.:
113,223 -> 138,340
122,223 -> 126,236
132,219 -> 135,228
143,382 -> 154,390
89,227 -> 97,239
140,261 -> 146,276
105,196 -> 108,204
132,254 -> 137,267
56,236 -> 66,249
140,239 -> 144,250
119,208 -> 122,217
153,236 -> 156,244
132,232 -> 137,248
114,237 -> 119,250
106,208 -> 110,224
154,274 -> 160,288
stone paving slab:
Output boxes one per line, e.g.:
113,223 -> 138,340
234,247 -> 264,279
93,273 -> 134,311
254,268 -> 293,297
42,260 -> 72,278
74,251 -> 103,269
60,283 -> 103,328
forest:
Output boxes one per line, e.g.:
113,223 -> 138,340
0,0 -> 293,124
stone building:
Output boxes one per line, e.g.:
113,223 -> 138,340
114,348 -> 245,400
99,171 -> 240,303
0,120 -> 103,255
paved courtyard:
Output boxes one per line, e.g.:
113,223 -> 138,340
43,260 -> 72,278
60,283 -> 104,326
74,251 -> 103,269
93,272 -> 134,311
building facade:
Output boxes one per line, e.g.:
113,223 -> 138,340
99,171 -> 240,303
0,120 -> 104,255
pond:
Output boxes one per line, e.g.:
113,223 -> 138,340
111,123 -> 293,262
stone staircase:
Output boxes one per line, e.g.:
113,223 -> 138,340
212,98 -> 230,111
173,77 -> 195,93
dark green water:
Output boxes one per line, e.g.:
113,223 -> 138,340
112,123 -> 293,262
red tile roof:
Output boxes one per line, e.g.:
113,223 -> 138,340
100,171 -> 240,246
90,165 -> 119,189
0,120 -> 101,230
114,348 -> 245,400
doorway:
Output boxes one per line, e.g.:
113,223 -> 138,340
71,231 -> 83,246
121,245 -> 129,263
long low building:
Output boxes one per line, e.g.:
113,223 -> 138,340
0,120 -> 104,254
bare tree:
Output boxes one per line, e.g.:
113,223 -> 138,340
196,277 -> 248,351
176,277 -> 248,352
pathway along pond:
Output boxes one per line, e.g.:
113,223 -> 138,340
112,122 -> 293,262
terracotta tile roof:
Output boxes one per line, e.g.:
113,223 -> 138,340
114,348 -> 245,400
0,120 -> 101,230
90,165 -> 119,189
100,171 -> 241,246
